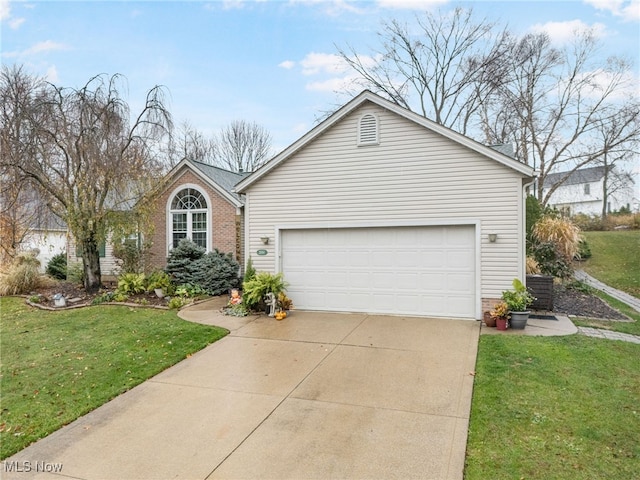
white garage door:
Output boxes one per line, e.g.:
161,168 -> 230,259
281,225 -> 476,318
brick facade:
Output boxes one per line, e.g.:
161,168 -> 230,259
481,297 -> 502,315
147,169 -> 243,270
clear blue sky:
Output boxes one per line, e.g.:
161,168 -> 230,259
1,0 -> 639,153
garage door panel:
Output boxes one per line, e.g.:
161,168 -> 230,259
328,251 -> 350,266
347,292 -> 372,310
446,273 -> 474,291
281,226 -> 475,318
282,251 -> 307,268
420,295 -> 447,314
393,272 -> 420,289
446,227 -> 475,244
372,252 -> 396,267
395,250 -> 419,267
421,273 -> 445,290
303,291 -> 328,309
348,252 -> 370,267
419,251 -> 446,268
325,272 -> 348,286
447,251 -> 474,269
420,230 -> 444,246
446,296 -> 475,315
348,271 -> 370,286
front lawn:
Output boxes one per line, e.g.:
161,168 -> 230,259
580,230 -> 640,298
0,297 -> 227,459
465,335 -> 640,479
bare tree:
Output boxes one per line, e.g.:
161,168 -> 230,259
336,7 -> 510,135
213,120 -> 273,173
337,11 -> 639,205
166,120 -> 216,166
0,66 -> 172,292
0,66 -> 49,266
481,30 -> 640,204
591,103 -> 640,218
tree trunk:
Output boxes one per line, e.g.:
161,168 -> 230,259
81,237 -> 102,293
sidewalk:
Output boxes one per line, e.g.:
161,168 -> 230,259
575,269 -> 640,313
577,326 -> 640,344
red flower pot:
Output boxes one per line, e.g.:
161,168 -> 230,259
496,317 -> 508,331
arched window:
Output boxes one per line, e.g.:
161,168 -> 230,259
169,187 -> 208,250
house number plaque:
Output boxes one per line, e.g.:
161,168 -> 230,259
256,249 -> 268,256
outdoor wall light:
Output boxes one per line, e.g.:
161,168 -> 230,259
260,236 -> 270,245
488,233 -> 498,243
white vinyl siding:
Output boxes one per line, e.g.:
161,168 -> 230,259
67,234 -> 120,278
244,103 -> 526,309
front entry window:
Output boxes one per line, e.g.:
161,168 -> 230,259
170,188 -> 208,249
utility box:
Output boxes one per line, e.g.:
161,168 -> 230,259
526,275 -> 554,311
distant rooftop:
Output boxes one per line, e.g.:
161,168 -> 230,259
545,166 -> 606,188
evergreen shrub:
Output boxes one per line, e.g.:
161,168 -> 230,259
165,239 -> 239,295
46,252 -> 67,280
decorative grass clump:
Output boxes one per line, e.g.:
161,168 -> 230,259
533,216 -> 581,261
0,253 -> 55,296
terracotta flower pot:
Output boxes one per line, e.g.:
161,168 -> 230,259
483,311 -> 496,327
496,317 -> 508,331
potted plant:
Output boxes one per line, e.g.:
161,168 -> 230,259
146,270 -> 172,298
483,310 -> 496,327
242,272 -> 289,315
501,278 -> 536,329
490,301 -> 510,331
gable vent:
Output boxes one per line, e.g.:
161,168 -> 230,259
358,113 -> 379,145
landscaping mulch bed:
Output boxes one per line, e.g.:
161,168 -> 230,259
552,284 -> 630,320
31,281 -> 169,309
29,280 -> 633,320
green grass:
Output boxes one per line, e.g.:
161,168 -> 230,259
466,228 -> 640,478
465,335 -> 640,479
580,230 -> 640,298
0,297 -> 227,459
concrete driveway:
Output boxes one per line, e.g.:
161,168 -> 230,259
2,300 -> 480,480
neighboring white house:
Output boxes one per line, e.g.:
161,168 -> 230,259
22,213 -> 67,273
543,166 -> 635,216
235,90 -> 535,320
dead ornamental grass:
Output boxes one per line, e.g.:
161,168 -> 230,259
533,216 -> 581,261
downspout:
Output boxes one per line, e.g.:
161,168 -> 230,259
522,173 -> 538,282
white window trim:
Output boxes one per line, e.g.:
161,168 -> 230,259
166,184 -> 212,254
